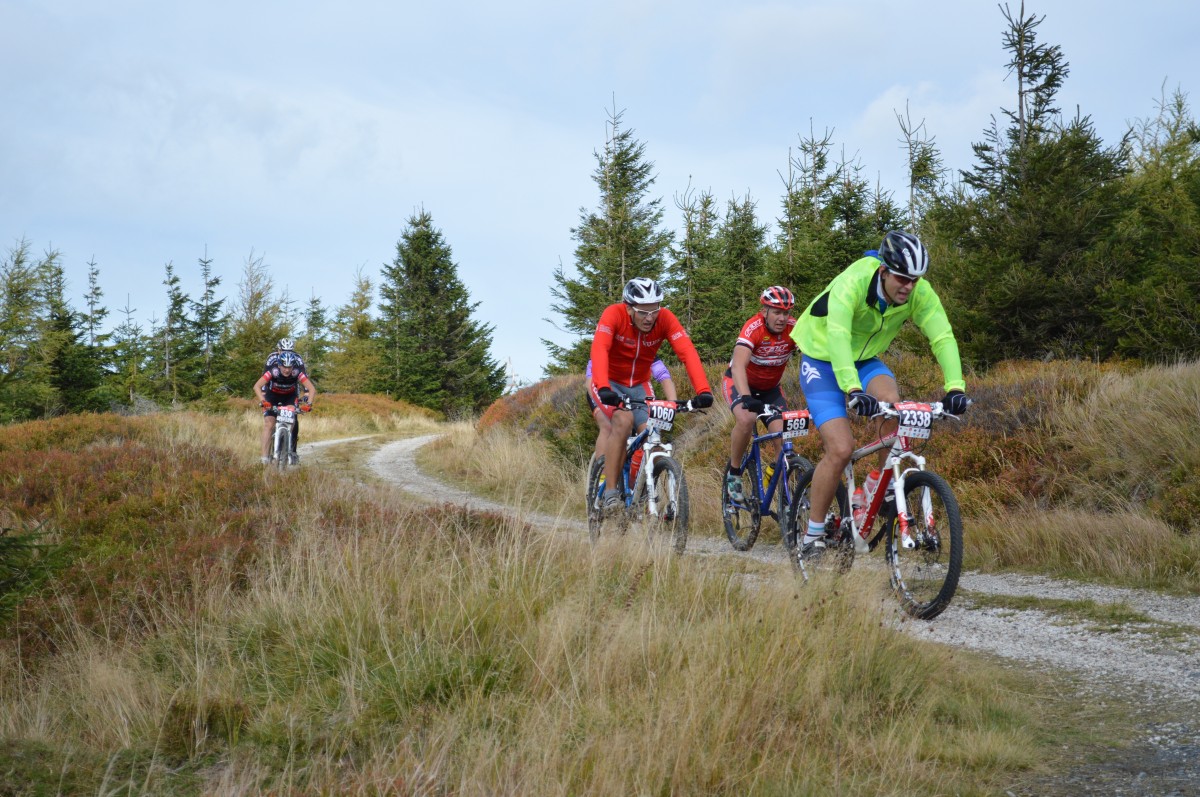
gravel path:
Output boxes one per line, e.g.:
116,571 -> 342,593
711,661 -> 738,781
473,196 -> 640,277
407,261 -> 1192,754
324,433 -> 1200,795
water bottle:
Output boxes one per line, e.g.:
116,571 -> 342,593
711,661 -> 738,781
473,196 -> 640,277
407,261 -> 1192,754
762,463 -> 775,491
863,469 -> 881,505
852,486 -> 867,530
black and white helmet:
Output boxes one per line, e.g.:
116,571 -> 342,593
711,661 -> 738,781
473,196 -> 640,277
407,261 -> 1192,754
622,277 -> 664,305
878,231 -> 929,279
277,337 -> 295,352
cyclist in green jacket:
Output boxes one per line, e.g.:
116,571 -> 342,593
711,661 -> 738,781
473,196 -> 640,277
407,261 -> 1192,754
791,230 -> 970,557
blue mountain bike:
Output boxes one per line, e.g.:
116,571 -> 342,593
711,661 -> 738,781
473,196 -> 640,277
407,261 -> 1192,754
722,406 -> 814,551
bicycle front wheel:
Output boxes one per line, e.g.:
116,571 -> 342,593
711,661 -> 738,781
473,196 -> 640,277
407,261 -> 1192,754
586,454 -> 605,543
884,470 -> 963,620
634,456 -> 689,554
274,427 -> 290,472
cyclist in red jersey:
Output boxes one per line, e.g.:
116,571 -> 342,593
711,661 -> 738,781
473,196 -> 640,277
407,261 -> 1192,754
723,286 -> 798,502
590,277 -> 714,512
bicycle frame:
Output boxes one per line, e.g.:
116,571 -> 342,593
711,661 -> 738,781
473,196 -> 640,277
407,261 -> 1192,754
733,408 -> 810,522
618,399 -> 689,509
842,402 -> 944,553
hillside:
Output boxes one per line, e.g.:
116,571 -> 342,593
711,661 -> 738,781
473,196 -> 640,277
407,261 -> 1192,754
1,369 -> 1198,795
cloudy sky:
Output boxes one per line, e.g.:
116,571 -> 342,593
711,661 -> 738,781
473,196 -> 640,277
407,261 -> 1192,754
2,0 -> 1194,384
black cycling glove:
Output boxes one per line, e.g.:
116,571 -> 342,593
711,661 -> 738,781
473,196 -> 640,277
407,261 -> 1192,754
941,390 -> 971,416
689,391 -> 714,409
596,386 -> 622,407
847,389 -> 880,418
738,395 -> 765,414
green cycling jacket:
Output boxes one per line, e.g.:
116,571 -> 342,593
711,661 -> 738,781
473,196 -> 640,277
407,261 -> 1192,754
790,256 -> 966,394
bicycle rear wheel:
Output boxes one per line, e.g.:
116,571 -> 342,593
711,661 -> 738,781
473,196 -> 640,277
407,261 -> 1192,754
586,454 -> 605,543
884,470 -> 963,620
722,466 -> 761,551
634,456 -> 689,554
786,467 -> 851,579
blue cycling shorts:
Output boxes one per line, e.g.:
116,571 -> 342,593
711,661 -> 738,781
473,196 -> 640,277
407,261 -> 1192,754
798,355 -> 894,429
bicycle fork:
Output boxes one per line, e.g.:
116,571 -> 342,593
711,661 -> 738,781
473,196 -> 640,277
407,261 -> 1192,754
639,443 -> 675,518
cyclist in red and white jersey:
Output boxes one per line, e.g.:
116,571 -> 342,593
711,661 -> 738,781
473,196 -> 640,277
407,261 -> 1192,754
590,277 -> 713,512
723,286 -> 799,502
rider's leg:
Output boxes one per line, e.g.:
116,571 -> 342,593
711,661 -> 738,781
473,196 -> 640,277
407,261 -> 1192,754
864,373 -> 900,472
592,405 -> 613,460
262,416 -> 275,459
807,417 -> 854,521
728,403 -> 758,470
603,409 -> 634,493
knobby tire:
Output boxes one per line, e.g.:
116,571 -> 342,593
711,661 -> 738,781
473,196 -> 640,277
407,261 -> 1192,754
884,470 -> 963,620
634,455 -> 689,554
586,454 -> 605,543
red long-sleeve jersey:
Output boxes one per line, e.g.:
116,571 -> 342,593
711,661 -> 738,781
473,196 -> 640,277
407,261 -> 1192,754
589,304 -> 710,394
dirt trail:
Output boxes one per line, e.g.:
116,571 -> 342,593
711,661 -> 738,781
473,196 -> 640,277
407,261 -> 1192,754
313,433 -> 1200,795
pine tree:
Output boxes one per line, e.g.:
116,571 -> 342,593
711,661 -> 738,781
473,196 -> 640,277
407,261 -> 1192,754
378,211 -> 504,415
189,251 -> 229,391
0,240 -> 49,420
299,292 -> 331,383
39,251 -> 106,414
666,184 -> 720,333
216,251 -> 288,394
324,269 -> 381,394
109,298 -> 153,406
152,262 -> 201,404
546,104 -> 673,373
767,127 -> 845,302
688,195 -> 769,362
930,2 -> 1130,364
1102,87 -> 1200,359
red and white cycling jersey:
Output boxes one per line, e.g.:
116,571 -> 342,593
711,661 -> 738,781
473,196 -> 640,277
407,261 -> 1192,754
590,304 -> 710,394
732,313 -> 798,390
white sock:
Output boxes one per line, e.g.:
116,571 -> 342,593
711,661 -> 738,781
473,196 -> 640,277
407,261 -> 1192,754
803,519 -> 825,541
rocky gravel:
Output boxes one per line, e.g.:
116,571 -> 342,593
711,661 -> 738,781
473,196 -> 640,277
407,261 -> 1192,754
308,432 -> 1200,795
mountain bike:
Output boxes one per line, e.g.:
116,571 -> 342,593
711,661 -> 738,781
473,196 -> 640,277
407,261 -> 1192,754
786,400 -> 965,620
585,397 -> 701,554
721,406 -> 815,551
264,402 -> 311,471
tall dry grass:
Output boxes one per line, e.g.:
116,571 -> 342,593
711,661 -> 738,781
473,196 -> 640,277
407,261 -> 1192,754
0,409 -> 1070,795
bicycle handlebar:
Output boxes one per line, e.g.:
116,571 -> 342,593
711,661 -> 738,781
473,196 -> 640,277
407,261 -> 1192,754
873,400 -> 964,421
619,397 -> 703,414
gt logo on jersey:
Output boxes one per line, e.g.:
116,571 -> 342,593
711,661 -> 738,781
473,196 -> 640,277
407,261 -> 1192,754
801,361 -> 822,383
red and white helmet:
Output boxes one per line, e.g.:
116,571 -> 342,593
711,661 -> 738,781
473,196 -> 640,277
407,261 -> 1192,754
760,285 -> 795,310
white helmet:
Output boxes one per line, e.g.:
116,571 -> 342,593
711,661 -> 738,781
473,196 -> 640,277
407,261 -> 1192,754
622,277 -> 664,305
277,337 -> 295,351
879,231 -> 929,279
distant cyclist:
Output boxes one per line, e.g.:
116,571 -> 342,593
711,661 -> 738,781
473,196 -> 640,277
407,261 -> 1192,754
253,351 -> 318,465
724,286 -> 799,502
590,277 -> 713,513
791,231 -> 969,557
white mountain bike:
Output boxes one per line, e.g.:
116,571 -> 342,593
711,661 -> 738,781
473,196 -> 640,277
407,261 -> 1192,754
586,397 -> 701,555
266,402 -> 310,471
787,400 -> 965,620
